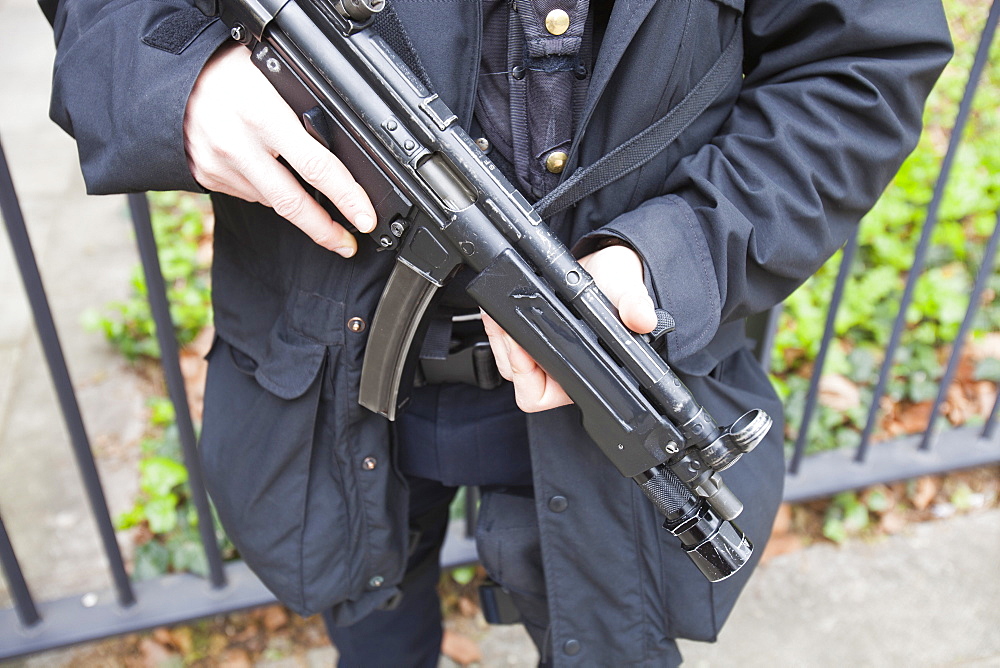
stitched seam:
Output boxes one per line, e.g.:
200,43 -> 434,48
676,197 -> 721,356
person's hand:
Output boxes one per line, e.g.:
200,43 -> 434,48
183,42 -> 376,257
482,243 -> 657,412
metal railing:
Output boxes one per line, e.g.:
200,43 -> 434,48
783,0 -> 1000,500
1,2 -> 998,659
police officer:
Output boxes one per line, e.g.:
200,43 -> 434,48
43,0 -> 952,664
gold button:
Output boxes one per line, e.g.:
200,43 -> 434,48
545,151 -> 568,174
545,9 -> 570,35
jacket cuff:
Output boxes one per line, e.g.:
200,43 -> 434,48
573,194 -> 721,363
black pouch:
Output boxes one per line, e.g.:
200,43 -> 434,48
479,580 -> 523,625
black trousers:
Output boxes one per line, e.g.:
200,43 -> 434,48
323,382 -> 543,666
322,475 -> 458,668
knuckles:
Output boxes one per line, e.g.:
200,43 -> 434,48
267,191 -> 308,222
329,181 -> 367,214
297,151 -> 335,186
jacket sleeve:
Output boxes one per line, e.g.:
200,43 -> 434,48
45,0 -> 229,194
576,0 -> 953,362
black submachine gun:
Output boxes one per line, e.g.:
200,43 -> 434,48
197,0 -> 772,582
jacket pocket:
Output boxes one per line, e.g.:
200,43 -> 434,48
199,333 -> 357,617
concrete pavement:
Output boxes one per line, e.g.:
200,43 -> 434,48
440,509 -> 1000,668
0,0 -> 145,607
676,507 -> 1000,667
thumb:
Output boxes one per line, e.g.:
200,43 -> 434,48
617,289 -> 657,335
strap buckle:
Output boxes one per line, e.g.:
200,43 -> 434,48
418,339 -> 503,390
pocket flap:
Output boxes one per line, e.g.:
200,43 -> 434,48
254,337 -> 327,400
251,290 -> 346,399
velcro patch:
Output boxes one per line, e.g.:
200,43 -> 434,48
142,8 -> 217,55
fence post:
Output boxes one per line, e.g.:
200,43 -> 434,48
126,193 -> 227,589
0,135 -> 135,608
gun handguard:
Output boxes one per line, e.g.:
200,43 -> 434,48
206,0 -> 772,581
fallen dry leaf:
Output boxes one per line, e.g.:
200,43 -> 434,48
139,637 -> 178,668
458,596 -> 480,619
770,503 -> 793,536
818,373 -> 862,412
944,384 -> 972,425
441,629 -> 482,666
169,626 -> 194,656
974,381 -> 997,415
892,401 -> 934,436
760,533 -> 804,563
151,628 -> 172,646
879,510 -> 908,534
217,647 -> 253,668
911,476 -> 940,511
262,605 -> 290,632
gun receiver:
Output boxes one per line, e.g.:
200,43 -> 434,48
206,0 -> 772,582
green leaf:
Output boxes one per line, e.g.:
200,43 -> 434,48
865,489 -> 891,513
167,532 -> 210,577
822,516 -> 848,544
116,503 -> 147,531
140,457 -> 189,497
974,358 -> 1000,383
134,541 -> 171,579
950,483 -> 976,511
845,507 -> 870,534
148,397 -> 176,428
450,565 -> 478,586
145,494 -> 180,534
908,377 -> 939,403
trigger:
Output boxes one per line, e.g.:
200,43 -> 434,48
302,106 -> 333,149
642,308 -> 674,355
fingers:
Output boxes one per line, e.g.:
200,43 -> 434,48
481,311 -> 512,377
482,312 -> 572,412
238,145 -> 362,256
183,42 -> 376,256
579,244 -> 657,334
481,244 -> 658,414
267,125 -> 377,235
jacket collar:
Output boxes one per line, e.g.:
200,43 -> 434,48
585,0 -> 658,117
565,0 -> 658,174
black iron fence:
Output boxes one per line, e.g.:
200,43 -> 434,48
1,2 -> 998,660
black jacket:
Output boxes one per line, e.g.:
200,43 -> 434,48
45,0 -> 951,663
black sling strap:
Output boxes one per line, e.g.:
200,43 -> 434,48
534,27 -> 743,220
